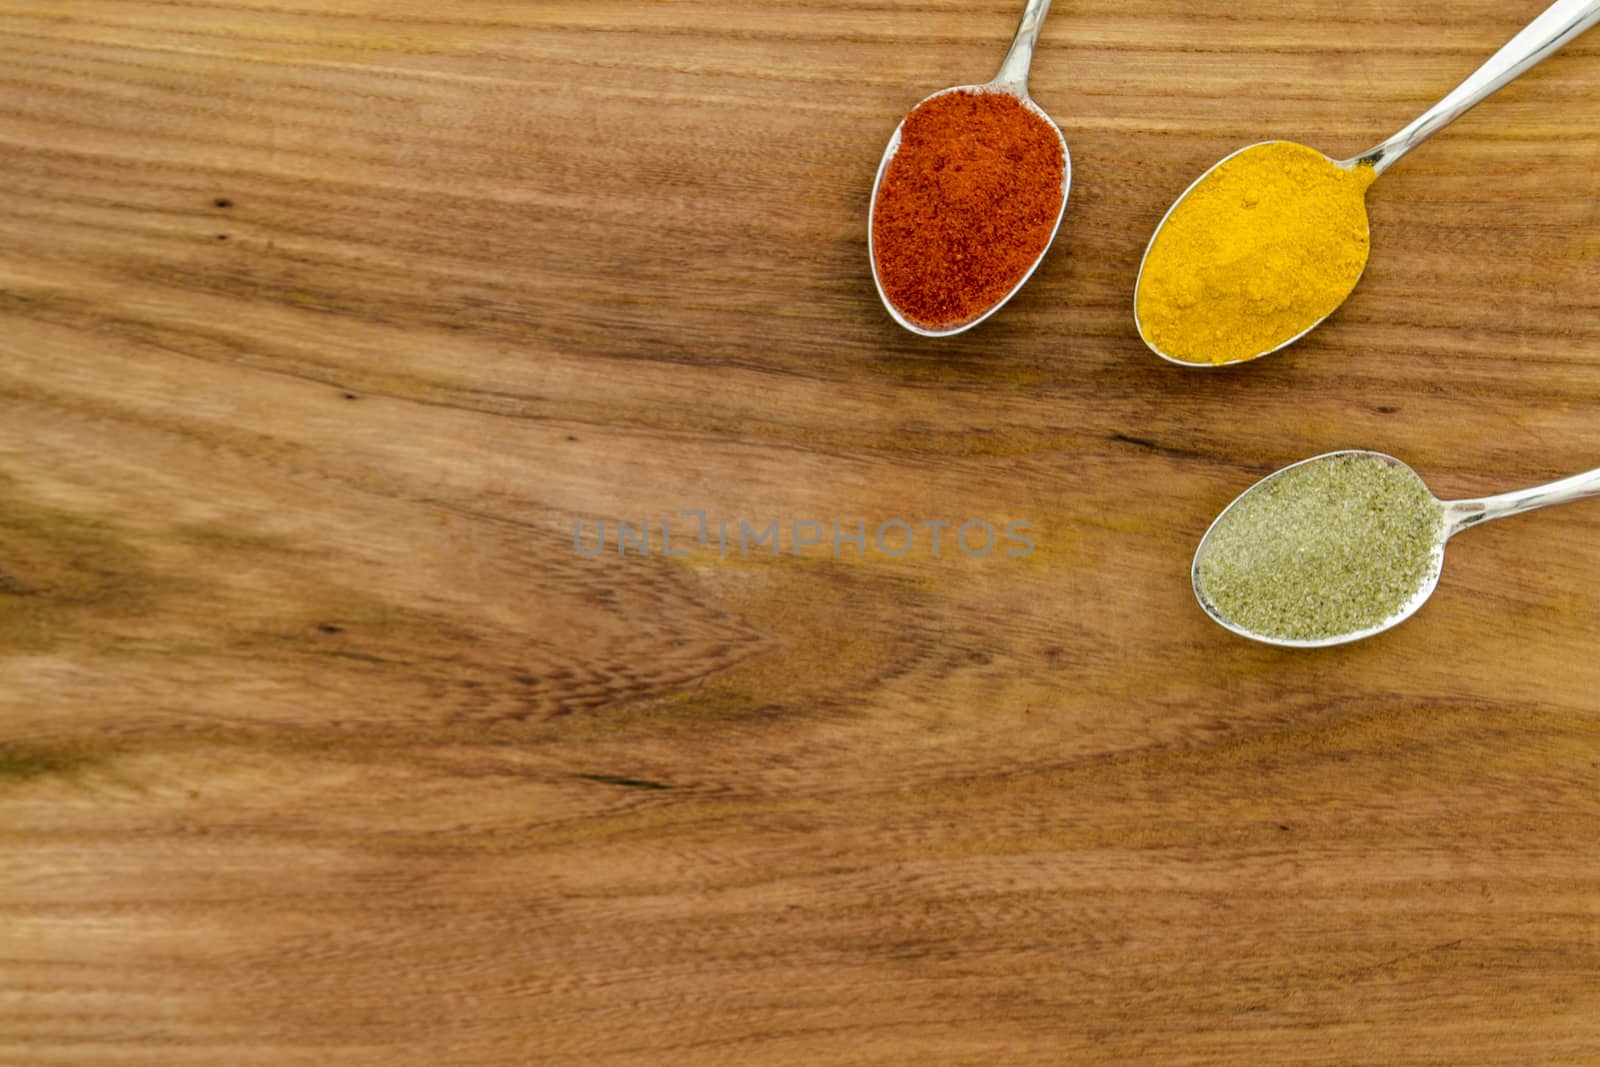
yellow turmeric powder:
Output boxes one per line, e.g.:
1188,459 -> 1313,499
1135,141 -> 1377,365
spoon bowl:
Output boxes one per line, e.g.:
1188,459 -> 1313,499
869,85 -> 1070,337
1193,449 -> 1600,647
869,0 -> 1070,336
1133,141 -> 1373,367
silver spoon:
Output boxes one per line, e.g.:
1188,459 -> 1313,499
1136,0 -> 1600,367
1193,450 -> 1600,648
868,0 -> 1071,337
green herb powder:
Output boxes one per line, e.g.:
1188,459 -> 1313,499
1196,454 -> 1444,641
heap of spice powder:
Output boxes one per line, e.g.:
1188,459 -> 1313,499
1195,453 -> 1444,642
872,90 -> 1064,329
1136,141 -> 1376,365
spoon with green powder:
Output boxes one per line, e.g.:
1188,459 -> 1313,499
1135,0 -> 1600,367
1192,451 -> 1600,647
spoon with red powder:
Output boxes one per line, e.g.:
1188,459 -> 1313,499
869,0 -> 1070,336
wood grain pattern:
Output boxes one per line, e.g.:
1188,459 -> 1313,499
2,2 -> 1598,1063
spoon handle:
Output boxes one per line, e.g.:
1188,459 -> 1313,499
1356,0 -> 1600,175
1443,467 -> 1600,536
993,0 -> 1053,95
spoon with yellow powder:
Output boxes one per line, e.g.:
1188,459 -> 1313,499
1136,0 -> 1600,367
1192,450 -> 1600,648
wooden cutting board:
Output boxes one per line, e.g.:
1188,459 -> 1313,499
2,2 -> 1598,1063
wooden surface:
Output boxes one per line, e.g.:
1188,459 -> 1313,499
2,2 -> 1599,1063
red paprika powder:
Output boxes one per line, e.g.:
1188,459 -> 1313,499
871,90 -> 1064,330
